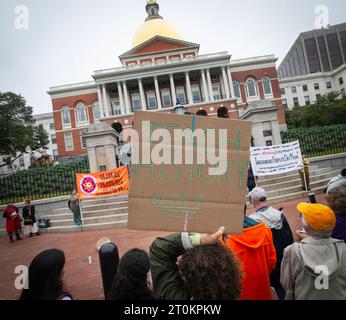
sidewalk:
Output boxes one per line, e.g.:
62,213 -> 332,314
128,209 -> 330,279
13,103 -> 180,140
0,194 -> 327,300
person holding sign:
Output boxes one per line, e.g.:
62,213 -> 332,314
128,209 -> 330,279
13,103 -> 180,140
149,227 -> 243,300
299,154 -> 311,191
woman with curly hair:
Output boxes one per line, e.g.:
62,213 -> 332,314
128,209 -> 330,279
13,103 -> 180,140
108,249 -> 154,300
150,227 -> 243,300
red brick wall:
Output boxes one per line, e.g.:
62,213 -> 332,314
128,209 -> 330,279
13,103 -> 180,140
130,40 -> 189,55
52,92 -> 97,156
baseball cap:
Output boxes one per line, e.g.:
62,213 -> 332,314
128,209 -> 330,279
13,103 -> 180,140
297,203 -> 336,235
248,187 -> 267,201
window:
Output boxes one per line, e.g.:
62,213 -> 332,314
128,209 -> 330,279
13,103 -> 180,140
262,77 -> 272,95
61,107 -> 71,127
161,89 -> 172,107
317,36 -> 331,72
316,94 -> 321,101
92,101 -> 101,120
303,85 -> 308,92
233,81 -> 241,98
146,91 -> 158,110
326,33 -> 343,69
176,87 -> 186,104
304,38 -> 321,73
263,130 -> 273,137
53,150 -> 59,161
304,96 -> 311,105
293,97 -> 299,106
314,83 -> 320,90
191,85 -> 201,103
246,79 -> 257,97
341,88 -> 346,98
111,100 -> 121,115
280,88 -> 286,95
49,123 -> 55,131
64,133 -> 74,152
326,82 -> 332,89
80,133 -> 87,149
19,155 -> 25,167
212,84 -> 221,100
339,77 -> 344,85
282,99 -> 288,109
291,86 -> 297,94
75,103 -> 88,124
51,134 -> 57,144
131,93 -> 142,112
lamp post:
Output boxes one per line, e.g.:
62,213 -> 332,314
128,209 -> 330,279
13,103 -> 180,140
174,100 -> 186,115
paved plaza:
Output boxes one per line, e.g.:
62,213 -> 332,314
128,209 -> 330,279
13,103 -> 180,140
0,195 -> 327,300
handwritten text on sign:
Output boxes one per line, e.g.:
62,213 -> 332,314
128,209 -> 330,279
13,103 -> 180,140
250,141 -> 303,177
128,111 -> 252,234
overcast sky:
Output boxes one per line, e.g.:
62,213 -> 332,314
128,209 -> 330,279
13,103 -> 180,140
0,0 -> 345,115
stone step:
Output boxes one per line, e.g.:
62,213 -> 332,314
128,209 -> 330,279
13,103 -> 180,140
53,203 -> 128,215
266,178 -> 328,198
257,167 -> 334,184
40,220 -> 128,233
81,195 -> 128,206
48,213 -> 128,227
259,170 -> 338,191
43,207 -> 128,220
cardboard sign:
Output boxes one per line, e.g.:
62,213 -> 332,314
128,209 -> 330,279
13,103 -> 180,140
128,111 -> 252,234
76,166 -> 129,199
250,141 -> 303,177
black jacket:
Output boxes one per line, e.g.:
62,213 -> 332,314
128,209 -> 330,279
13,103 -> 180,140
22,205 -> 36,225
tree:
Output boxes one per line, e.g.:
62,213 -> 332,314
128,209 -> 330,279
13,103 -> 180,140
285,92 -> 346,128
0,92 -> 49,166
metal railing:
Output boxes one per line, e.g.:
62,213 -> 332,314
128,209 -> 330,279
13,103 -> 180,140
281,125 -> 346,158
0,160 -> 90,205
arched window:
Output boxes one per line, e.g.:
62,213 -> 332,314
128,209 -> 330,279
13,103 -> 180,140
61,106 -> 71,127
92,101 -> 101,120
75,103 -> 88,124
232,81 -> 241,98
246,78 -> 258,97
262,76 -> 272,95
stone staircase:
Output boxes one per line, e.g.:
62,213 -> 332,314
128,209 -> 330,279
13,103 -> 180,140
257,167 -> 339,204
40,195 -> 128,233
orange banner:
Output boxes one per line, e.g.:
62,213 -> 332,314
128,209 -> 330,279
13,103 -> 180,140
76,166 -> 129,199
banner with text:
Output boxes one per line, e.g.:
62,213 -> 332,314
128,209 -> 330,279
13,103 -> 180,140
76,166 -> 129,199
250,141 -> 303,177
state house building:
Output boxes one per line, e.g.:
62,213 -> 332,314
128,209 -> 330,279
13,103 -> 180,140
48,0 -> 286,163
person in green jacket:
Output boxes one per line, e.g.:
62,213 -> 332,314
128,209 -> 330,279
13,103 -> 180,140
149,227 -> 243,300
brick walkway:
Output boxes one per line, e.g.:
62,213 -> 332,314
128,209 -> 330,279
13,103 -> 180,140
0,194 -> 327,300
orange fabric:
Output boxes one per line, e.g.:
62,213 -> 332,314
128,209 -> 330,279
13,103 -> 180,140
223,223 -> 277,300
76,166 -> 129,199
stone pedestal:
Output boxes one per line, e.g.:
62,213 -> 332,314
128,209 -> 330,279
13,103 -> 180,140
83,123 -> 119,172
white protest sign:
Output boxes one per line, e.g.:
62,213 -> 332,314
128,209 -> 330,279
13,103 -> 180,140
250,141 -> 303,177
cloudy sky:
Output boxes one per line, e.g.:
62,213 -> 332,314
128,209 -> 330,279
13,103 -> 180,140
0,0 -> 345,115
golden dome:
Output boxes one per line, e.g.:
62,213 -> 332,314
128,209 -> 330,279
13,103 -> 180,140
132,18 -> 183,48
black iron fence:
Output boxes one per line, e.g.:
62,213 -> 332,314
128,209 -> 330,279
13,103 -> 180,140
0,160 -> 90,205
281,125 -> 346,158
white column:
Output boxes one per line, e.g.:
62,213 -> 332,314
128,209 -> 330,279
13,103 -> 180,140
154,77 -> 162,109
170,74 -> 177,105
222,67 -> 231,99
97,86 -> 105,117
220,75 -> 226,99
252,122 -> 266,147
271,119 -> 282,145
201,70 -> 209,102
185,72 -> 193,105
117,82 -> 125,115
87,147 -> 98,173
122,82 -> 131,113
102,85 -> 110,117
227,66 -> 235,98
206,69 -> 214,101
138,79 -> 147,111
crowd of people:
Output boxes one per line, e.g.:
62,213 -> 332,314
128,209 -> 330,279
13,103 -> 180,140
13,168 -> 346,301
